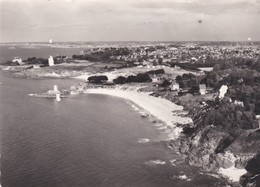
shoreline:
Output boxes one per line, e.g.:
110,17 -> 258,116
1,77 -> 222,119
1,66 -> 250,184
85,86 -> 192,140
1,65 -> 252,184
83,86 -> 248,184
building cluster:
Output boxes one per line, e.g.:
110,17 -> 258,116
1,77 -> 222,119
80,43 -> 260,67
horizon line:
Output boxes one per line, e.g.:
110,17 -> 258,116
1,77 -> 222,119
1,40 -> 260,44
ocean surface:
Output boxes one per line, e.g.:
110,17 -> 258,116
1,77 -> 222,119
0,45 -> 86,64
0,45 -> 226,187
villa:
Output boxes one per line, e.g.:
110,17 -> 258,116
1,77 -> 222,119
171,83 -> 180,91
199,84 -> 207,95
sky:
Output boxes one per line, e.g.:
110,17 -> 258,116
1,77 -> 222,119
0,0 -> 260,42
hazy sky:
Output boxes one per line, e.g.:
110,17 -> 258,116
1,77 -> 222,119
0,0 -> 259,42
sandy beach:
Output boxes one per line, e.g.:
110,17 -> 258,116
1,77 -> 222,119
85,86 -> 193,139
74,65 -> 194,140
85,86 -> 248,183
219,165 -> 247,182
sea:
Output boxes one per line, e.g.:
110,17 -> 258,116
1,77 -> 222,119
0,44 -> 227,187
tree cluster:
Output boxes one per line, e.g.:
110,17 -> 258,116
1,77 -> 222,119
26,57 -> 48,65
176,73 -> 202,93
170,63 -> 200,71
145,69 -> 165,75
183,98 -> 259,152
159,80 -> 171,87
228,85 -> 260,115
199,63 -> 260,115
113,73 -> 152,84
202,98 -> 258,130
3,57 -> 49,66
88,75 -> 108,84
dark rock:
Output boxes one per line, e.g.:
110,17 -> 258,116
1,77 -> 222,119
240,154 -> 260,186
245,154 -> 260,176
229,130 -> 260,154
214,153 -> 234,169
240,172 -> 260,187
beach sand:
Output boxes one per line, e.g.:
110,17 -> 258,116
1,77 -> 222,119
219,165 -> 247,182
86,87 -> 192,139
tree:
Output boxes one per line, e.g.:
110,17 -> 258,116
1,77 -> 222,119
213,64 -> 221,71
160,80 -> 171,87
126,74 -> 152,83
158,58 -> 163,65
134,73 -> 152,82
113,76 -> 127,84
126,75 -> 136,83
145,69 -> 165,75
176,73 -> 199,89
88,75 -> 108,84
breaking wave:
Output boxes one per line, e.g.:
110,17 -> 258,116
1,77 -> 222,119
145,160 -> 166,166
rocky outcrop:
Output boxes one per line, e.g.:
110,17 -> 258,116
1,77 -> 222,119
240,154 -> 260,187
169,97 -> 260,186
170,127 -> 236,172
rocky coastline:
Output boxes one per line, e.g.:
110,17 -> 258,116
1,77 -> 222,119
2,45 -> 260,186
168,96 -> 260,187
69,81 -> 259,187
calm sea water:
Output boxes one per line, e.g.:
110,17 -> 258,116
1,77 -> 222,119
0,45 -> 86,64
0,46 -> 226,187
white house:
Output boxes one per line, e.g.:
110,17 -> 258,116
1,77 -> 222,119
171,83 -> 180,91
199,84 -> 206,95
191,57 -> 198,62
234,100 -> 244,106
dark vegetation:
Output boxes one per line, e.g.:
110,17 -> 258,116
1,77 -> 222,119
88,73 -> 152,85
169,56 -> 260,72
170,63 -> 201,71
88,75 -> 108,84
145,69 -> 165,75
175,57 -> 260,114
113,73 -> 152,84
241,153 -> 260,187
3,61 -> 20,66
159,80 -> 171,87
26,57 -> 48,65
3,56 -> 67,66
175,56 -> 260,186
176,73 -> 200,91
3,57 -> 49,66
186,98 -> 258,136
113,76 -> 127,84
